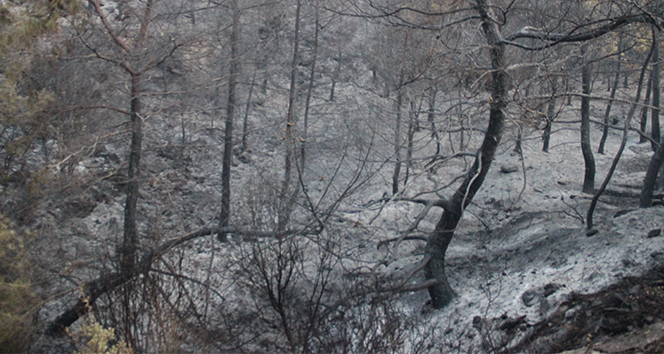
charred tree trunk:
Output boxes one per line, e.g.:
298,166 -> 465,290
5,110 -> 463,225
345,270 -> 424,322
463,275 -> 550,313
300,4 -> 319,171
642,28 -> 664,207
640,71 -> 653,143
278,0 -> 301,232
121,73 -> 143,274
543,91 -> 556,153
428,86 -> 437,123
391,32 -> 410,195
219,1 -> 240,242
392,87 -> 403,195
565,75 -> 573,105
329,78 -> 336,101
428,86 -> 441,155
588,39 -> 653,229
651,27 -> 661,152
598,38 -> 623,154
425,0 -> 506,308
641,142 -> 664,207
404,100 -> 417,186
122,74 -> 142,346
241,67 -> 257,153
48,226 -> 258,335
543,76 -> 557,153
580,44 -> 596,194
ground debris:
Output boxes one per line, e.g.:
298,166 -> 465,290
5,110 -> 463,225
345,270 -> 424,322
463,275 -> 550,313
505,267 -> 664,353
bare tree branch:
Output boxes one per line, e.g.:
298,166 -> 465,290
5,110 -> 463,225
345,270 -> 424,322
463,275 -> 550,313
504,13 -> 655,50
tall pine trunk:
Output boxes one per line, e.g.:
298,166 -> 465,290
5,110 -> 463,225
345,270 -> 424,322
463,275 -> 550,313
218,0 -> 240,242
278,0 -> 301,232
651,27 -> 661,152
404,100 -> 417,186
300,3 -> 319,171
121,73 -> 142,273
241,68 -> 257,153
391,32 -> 409,195
392,87 -> 403,195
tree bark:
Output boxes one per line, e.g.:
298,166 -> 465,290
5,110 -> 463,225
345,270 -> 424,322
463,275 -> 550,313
425,0 -> 506,308
219,0 -> 240,242
580,44 -> 596,194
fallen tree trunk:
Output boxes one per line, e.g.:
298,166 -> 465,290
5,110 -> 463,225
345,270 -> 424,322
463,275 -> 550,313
47,226 -> 288,335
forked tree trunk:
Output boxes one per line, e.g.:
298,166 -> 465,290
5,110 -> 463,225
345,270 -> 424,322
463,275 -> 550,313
580,44 -> 596,194
425,0 -> 506,308
219,1 -> 240,242
588,38 -> 653,229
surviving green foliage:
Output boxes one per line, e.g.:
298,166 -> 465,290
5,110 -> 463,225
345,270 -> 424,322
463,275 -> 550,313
0,1 -> 78,195
0,215 -> 38,353
0,0 -> 80,52
71,318 -> 133,354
